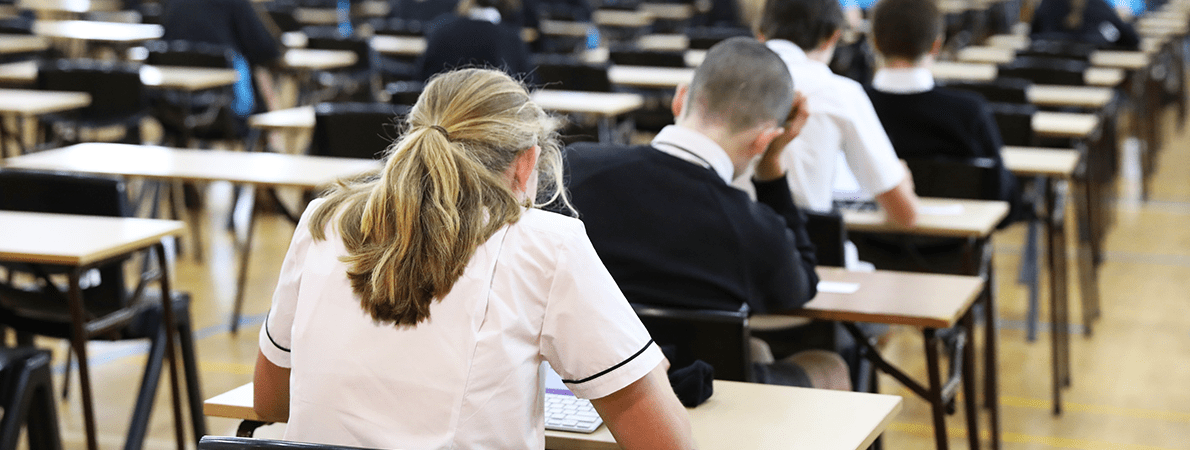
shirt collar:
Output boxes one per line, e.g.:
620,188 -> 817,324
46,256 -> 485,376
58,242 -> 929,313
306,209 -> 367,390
871,67 -> 936,94
765,39 -> 810,65
651,125 -> 735,184
468,7 -> 501,24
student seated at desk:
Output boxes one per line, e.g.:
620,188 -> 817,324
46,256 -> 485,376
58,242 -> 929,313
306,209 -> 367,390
752,0 -> 919,228
253,68 -> 693,450
1031,0 -> 1140,50
558,38 -> 851,390
418,0 -> 535,82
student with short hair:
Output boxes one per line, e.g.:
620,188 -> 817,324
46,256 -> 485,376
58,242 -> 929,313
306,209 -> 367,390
418,0 -> 535,82
561,38 -> 850,390
253,68 -> 694,450
865,0 -> 1019,211
756,0 -> 919,228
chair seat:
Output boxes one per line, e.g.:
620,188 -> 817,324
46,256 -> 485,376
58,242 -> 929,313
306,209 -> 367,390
0,284 -> 190,341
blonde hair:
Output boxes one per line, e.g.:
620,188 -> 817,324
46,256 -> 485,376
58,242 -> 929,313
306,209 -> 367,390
309,68 -> 568,327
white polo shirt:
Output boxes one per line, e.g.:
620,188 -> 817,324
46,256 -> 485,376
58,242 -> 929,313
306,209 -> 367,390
759,39 -> 906,212
260,199 -> 662,449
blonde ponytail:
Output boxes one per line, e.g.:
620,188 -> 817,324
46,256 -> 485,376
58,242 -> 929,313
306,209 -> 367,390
310,68 -> 567,327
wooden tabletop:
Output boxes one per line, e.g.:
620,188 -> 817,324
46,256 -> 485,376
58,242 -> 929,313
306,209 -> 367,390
639,3 -> 694,21
248,106 -> 316,131
1027,85 -> 1114,108
842,197 -> 1009,238
0,88 -> 89,115
16,0 -> 120,13
531,90 -> 645,116
0,211 -> 183,266
637,33 -> 688,51
281,48 -> 357,71
1002,146 -> 1081,178
370,35 -> 426,57
986,33 -> 1029,50
33,20 -> 163,42
1033,111 -> 1100,139
956,46 -> 1150,71
1084,67 -> 1125,87
540,20 -> 593,37
932,61 -> 1124,87
1089,50 -> 1151,70
2,143 -> 381,188
0,34 -> 49,55
0,61 -> 238,91
607,65 -> 693,89
593,9 -> 654,27
956,45 -> 1015,64
205,381 -> 903,450
787,267 -> 986,329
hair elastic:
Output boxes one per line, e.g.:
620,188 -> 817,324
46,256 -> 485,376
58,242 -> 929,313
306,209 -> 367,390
429,125 -> 450,140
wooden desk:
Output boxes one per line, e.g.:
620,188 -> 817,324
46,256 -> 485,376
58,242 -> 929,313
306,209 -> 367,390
840,199 -> 1007,449
0,60 -> 239,90
540,20 -> 593,37
985,33 -> 1029,50
281,48 -> 357,71
607,65 -> 693,89
637,33 -> 688,51
1032,111 -> 1100,139
205,381 -> 903,450
639,2 -> 694,21
0,88 -> 89,157
1027,85 -> 1115,109
786,268 -> 985,450
2,143 -> 381,331
16,0 -> 119,14
0,34 -> 49,55
956,45 -> 1015,64
593,9 -> 653,28
369,35 -> 426,57
32,19 -> 163,42
932,60 -> 1126,87
0,211 -> 187,450
1089,50 -> 1151,70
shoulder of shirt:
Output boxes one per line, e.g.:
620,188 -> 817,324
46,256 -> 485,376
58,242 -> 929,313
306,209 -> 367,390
513,209 -> 589,239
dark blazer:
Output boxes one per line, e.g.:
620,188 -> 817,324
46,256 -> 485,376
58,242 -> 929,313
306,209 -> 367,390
1030,0 -> 1140,50
559,143 -> 819,314
418,15 -> 535,82
161,0 -> 280,67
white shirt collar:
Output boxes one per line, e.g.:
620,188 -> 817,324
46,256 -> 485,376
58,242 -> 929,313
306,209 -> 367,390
468,7 -> 501,24
651,125 -> 735,184
765,39 -> 810,65
871,67 -> 936,94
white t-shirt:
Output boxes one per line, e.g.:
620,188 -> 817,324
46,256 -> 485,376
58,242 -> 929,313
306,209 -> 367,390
259,199 -> 662,450
759,39 -> 906,212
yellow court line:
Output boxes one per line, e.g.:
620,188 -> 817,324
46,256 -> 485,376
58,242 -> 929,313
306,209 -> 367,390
120,358 -> 254,375
1001,396 -> 1190,424
887,422 -> 1181,450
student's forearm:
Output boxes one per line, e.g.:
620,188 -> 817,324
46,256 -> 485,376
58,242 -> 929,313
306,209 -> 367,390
253,351 -> 291,422
876,178 -> 919,228
590,362 -> 696,450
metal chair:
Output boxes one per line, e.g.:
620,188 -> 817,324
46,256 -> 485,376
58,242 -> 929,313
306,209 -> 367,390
987,101 -> 1039,147
35,59 -> 149,145
0,347 -> 61,450
304,29 -> 380,102
0,169 -> 205,450
632,303 -> 751,382
608,47 -> 686,67
310,102 -> 404,160
804,210 -> 848,268
685,26 -> 750,50
998,56 -> 1089,86
943,77 -> 1032,104
533,54 -> 612,92
145,40 -> 244,145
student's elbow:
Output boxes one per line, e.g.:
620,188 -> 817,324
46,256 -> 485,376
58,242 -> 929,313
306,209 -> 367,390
253,351 -> 291,423
590,362 -> 697,450
877,178 -> 919,228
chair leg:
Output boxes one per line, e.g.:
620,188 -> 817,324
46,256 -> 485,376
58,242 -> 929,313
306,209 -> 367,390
26,353 -> 63,450
962,313 -> 981,450
1020,217 -> 1041,342
174,304 -> 208,441
124,323 -> 167,450
923,329 -> 950,450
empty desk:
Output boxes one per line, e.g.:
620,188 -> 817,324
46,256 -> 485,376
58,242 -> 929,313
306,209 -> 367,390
0,88 -> 89,157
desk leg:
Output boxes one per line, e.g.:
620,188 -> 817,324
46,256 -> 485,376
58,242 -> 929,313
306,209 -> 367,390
597,115 -> 614,144
0,113 -> 10,159
1074,175 -> 1101,335
982,245 -> 1001,450
231,185 -> 259,333
961,312 -> 981,450
66,269 -> 98,450
923,328 -> 949,450
153,244 -> 188,450
1046,179 -> 1071,415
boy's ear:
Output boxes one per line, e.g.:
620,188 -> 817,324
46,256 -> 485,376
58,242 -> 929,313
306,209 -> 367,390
671,84 -> 690,118
930,37 -> 943,56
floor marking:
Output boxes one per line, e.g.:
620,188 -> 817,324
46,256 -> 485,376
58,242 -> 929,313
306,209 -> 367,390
887,422 -> 1181,450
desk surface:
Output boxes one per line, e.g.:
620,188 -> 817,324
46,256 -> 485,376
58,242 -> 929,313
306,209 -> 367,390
369,35 -> 426,56
206,381 -> 902,450
957,46 -> 1150,71
33,20 -> 163,42
593,9 -> 653,27
16,0 -> 120,13
0,61 -> 238,91
790,267 -> 985,329
932,61 -> 1125,87
607,65 -> 693,89
0,34 -> 49,55
2,143 -> 380,188
842,197 -> 1009,238
1002,146 -> 1081,178
1027,84 -> 1114,108
1033,111 -> 1100,139
281,49 -> 357,71
0,88 -> 89,115
637,33 -> 688,51
639,3 -> 694,20
0,211 -> 183,266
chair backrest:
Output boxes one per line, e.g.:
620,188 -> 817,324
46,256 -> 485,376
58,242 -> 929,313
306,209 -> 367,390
631,303 -> 751,382
986,101 -> 1038,147
144,40 -> 235,68
384,80 -> 424,107
903,156 -> 1001,201
36,59 -> 148,122
264,3 -> 303,34
370,17 -> 425,36
311,102 -> 406,159
609,47 -> 686,68
685,26 -> 751,50
532,54 -> 611,92
997,56 -> 1088,86
304,31 -> 374,72
200,436 -> 379,450
804,210 -> 847,268
0,169 -> 132,306
1018,39 -> 1097,62
943,77 -> 1032,104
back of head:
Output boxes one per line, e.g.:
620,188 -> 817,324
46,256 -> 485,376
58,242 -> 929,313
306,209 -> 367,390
310,68 -> 565,327
758,0 -> 844,51
685,37 -> 793,133
871,0 -> 942,62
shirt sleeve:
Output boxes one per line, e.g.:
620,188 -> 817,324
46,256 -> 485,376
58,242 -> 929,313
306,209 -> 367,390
540,223 -> 664,400
258,200 -> 322,368
838,86 -> 906,197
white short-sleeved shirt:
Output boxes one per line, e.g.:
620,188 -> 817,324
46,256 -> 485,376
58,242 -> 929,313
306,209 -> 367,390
259,199 -> 662,450
755,39 -> 906,212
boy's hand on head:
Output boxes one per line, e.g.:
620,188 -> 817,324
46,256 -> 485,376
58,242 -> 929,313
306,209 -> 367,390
764,92 -> 810,161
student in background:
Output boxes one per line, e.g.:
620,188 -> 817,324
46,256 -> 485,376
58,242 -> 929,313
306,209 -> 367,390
253,68 -> 694,450
418,0 -> 535,82
755,0 -> 919,228
1031,0 -> 1140,49
560,38 -> 851,390
865,0 -> 1019,210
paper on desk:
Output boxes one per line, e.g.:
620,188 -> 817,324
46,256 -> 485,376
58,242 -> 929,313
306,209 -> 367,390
817,281 -> 860,294
919,204 -> 964,216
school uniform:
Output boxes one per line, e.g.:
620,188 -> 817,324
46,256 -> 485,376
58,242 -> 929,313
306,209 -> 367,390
418,13 -> 535,82
260,199 -> 661,449
1030,0 -> 1140,49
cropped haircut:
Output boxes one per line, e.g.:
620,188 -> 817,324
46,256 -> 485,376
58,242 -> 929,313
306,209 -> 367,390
309,68 -> 568,327
758,0 -> 845,51
686,37 -> 793,133
871,0 -> 942,61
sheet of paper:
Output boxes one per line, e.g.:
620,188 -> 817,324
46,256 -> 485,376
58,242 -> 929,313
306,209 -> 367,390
919,204 -> 965,216
817,280 -> 860,294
